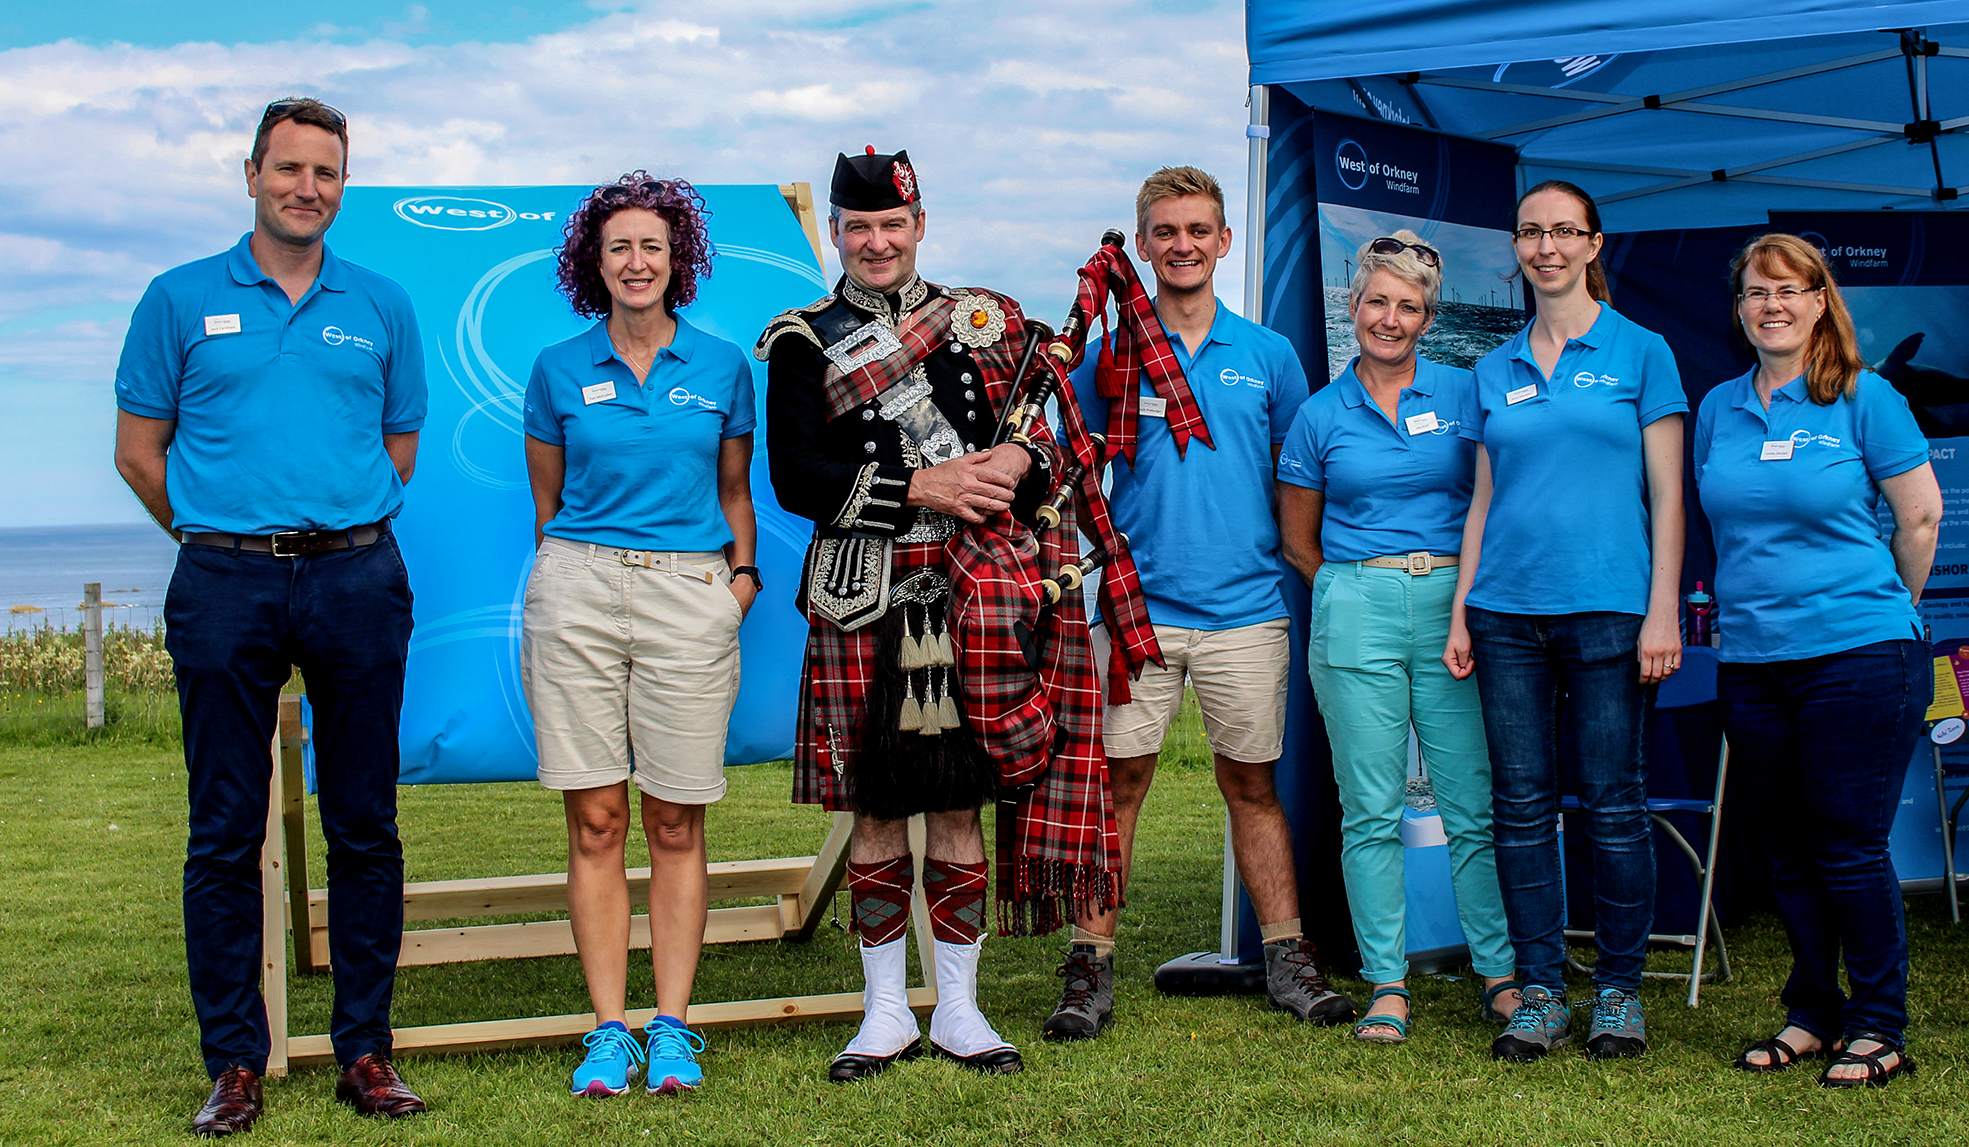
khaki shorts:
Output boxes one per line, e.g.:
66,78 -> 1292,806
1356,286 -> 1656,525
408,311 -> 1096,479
521,536 -> 743,805
1099,618 -> 1290,763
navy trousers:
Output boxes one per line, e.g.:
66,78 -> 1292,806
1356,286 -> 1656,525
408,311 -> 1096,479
165,534 -> 413,1077
1718,639 -> 1926,1045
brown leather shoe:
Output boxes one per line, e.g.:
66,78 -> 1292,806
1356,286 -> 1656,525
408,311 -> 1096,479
191,1066 -> 262,1137
334,1053 -> 426,1118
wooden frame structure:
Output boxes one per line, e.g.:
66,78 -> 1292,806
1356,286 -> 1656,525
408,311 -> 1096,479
259,696 -> 936,1075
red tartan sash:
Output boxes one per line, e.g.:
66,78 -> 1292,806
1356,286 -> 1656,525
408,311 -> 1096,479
1071,245 -> 1213,465
820,290 -> 1026,419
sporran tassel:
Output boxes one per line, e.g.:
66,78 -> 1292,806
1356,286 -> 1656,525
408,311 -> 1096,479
898,606 -> 925,671
918,674 -> 944,735
937,665 -> 960,728
933,628 -> 954,667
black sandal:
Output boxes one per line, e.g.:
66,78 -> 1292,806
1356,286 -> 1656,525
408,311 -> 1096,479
1479,980 -> 1521,1027
1733,1031 -> 1826,1073
1817,1033 -> 1916,1089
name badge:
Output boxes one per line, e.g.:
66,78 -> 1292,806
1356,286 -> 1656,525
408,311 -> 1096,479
203,314 -> 241,336
1404,411 -> 1440,436
1139,395 -> 1168,419
1505,383 -> 1539,405
1760,440 -> 1794,461
582,381 -> 618,406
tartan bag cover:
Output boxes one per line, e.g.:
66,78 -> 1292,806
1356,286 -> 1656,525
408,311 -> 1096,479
1074,244 -> 1213,464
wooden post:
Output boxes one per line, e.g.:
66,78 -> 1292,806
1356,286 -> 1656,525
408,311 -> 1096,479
277,698 -> 315,974
777,182 -> 827,277
262,725 -> 291,1078
81,582 -> 104,729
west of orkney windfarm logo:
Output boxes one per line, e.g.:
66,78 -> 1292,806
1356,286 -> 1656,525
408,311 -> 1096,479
393,196 -> 558,231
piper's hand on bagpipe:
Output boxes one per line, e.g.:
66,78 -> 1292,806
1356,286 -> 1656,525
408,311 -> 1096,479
906,453 -> 1019,524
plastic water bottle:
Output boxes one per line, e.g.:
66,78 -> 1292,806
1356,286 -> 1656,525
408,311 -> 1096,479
1686,581 -> 1716,647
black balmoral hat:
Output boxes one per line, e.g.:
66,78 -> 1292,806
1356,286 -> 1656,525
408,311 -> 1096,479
830,146 -> 920,212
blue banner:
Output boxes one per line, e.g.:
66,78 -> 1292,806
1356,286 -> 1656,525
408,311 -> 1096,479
328,184 -> 826,784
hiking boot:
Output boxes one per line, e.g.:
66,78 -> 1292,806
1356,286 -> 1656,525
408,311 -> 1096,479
1585,987 -> 1648,1059
1491,985 -> 1571,1061
1263,938 -> 1357,1025
1042,945 -> 1114,1041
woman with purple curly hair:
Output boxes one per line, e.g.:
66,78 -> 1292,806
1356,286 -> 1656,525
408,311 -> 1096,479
519,172 -> 760,1098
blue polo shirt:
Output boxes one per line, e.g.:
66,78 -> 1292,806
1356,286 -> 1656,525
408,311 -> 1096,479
1694,369 -> 1927,663
1276,356 -> 1478,563
114,234 -> 427,535
523,317 -> 755,552
1460,305 -> 1686,615
1070,300 -> 1310,630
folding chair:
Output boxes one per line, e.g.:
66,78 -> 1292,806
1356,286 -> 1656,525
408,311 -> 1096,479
1562,644 -> 1730,1007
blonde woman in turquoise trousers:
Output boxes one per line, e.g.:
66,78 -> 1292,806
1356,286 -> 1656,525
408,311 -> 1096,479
1277,232 -> 1517,1044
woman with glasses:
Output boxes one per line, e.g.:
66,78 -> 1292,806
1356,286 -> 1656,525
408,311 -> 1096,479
1444,181 -> 1687,1062
1278,232 -> 1518,1045
521,173 -> 759,1097
1697,233 -> 1938,1088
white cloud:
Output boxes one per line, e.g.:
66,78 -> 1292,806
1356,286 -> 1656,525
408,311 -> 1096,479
0,0 -> 1252,524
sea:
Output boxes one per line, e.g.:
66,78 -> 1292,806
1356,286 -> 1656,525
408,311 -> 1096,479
0,523 -> 180,631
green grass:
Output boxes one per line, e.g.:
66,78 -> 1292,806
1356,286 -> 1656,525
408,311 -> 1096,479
1,720 -> 1964,1146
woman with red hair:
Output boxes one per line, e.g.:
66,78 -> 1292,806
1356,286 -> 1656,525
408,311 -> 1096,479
1697,233 -> 1940,1088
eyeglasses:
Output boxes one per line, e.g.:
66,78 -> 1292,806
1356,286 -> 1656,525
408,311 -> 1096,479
1367,237 -> 1440,267
1738,286 -> 1822,304
1513,225 -> 1593,244
260,99 -> 345,128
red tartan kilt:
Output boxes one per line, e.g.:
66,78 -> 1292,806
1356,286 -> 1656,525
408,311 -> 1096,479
792,540 -> 948,810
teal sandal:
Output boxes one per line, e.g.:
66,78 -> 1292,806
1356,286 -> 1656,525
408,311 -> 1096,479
1479,980 -> 1522,1027
1353,987 -> 1412,1044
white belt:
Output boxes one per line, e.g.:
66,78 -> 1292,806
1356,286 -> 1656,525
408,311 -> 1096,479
607,548 -> 718,583
1360,552 -> 1458,576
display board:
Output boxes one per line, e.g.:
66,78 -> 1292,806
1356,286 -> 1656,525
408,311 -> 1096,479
1256,100 -> 1522,969
327,185 -> 827,784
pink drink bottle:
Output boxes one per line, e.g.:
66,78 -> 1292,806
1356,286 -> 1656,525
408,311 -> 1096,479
1686,581 -> 1716,647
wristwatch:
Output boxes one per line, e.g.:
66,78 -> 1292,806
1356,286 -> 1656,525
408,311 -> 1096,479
729,565 -> 763,590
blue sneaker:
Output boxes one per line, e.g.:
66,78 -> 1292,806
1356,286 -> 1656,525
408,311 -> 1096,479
572,1023 -> 644,1097
1491,985 -> 1571,1062
644,1017 -> 706,1095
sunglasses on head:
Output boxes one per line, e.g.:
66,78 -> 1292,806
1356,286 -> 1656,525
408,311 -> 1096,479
1368,236 -> 1439,266
260,99 -> 345,128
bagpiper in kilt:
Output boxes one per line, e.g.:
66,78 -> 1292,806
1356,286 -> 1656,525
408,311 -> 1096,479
760,146 -> 1122,1083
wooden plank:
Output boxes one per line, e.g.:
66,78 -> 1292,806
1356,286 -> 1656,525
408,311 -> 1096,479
283,987 -> 938,1068
777,181 -> 827,277
277,697 -> 315,975
308,856 -> 817,928
791,811 -> 853,939
261,730 -> 290,1079
350,903 -> 787,969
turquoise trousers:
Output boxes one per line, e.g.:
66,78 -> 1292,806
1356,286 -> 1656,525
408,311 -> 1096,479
1308,561 -> 1515,984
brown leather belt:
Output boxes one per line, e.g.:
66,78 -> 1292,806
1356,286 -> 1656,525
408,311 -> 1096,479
183,520 -> 391,557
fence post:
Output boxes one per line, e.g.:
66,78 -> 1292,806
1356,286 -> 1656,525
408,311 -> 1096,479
83,582 -> 104,729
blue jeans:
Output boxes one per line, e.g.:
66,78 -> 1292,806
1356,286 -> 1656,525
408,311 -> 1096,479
1718,640 -> 1925,1045
166,534 -> 413,1077
1465,608 -> 1654,993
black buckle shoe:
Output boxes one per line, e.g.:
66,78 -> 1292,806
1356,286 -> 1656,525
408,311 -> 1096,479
828,1037 -> 923,1083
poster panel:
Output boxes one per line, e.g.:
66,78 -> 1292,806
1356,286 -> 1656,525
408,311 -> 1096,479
327,185 -> 826,784
1258,96 -> 1521,967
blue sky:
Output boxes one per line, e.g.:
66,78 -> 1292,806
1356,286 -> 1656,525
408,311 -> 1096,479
0,1 -> 1248,527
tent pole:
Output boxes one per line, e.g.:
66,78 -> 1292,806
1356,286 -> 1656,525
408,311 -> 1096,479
1242,84 -> 1270,325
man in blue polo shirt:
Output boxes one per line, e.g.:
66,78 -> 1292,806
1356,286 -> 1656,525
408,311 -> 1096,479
1047,166 -> 1352,1040
113,98 -> 428,1136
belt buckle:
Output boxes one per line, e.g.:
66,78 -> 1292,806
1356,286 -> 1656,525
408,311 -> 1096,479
1405,551 -> 1431,576
270,531 -> 309,558
619,549 -> 647,568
